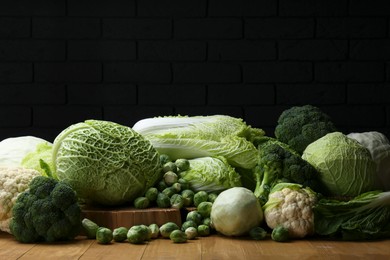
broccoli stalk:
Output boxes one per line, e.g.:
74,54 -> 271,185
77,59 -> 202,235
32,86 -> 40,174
253,137 -> 322,206
9,176 -> 81,243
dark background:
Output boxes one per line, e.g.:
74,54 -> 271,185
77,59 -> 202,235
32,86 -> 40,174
0,0 -> 389,142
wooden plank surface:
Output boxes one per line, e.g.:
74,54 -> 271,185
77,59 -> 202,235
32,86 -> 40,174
2,231 -> 390,260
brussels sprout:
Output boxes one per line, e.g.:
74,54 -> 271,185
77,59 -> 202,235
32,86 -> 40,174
208,193 -> 218,203
181,220 -> 198,231
175,159 -> 190,172
271,225 -> 289,242
127,225 -> 150,244
160,154 -> 171,166
170,229 -> 187,243
134,197 -> 150,209
249,227 -> 267,240
156,192 -> 171,208
162,187 -> 176,198
171,182 -> 182,193
202,217 -> 211,227
96,227 -> 113,244
160,222 -> 180,238
157,180 -> 168,191
181,189 -> 195,206
170,194 -> 184,209
163,162 -> 177,173
82,218 -> 99,239
185,227 -> 198,240
186,210 -> 202,225
197,201 -> 213,218
178,178 -> 190,190
164,171 -> 178,186
149,223 -> 160,239
197,225 -> 210,237
145,187 -> 158,202
194,191 -> 209,207
140,224 -> 152,240
113,227 -> 128,242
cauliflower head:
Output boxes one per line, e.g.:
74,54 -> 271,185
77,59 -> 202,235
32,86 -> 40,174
0,166 -> 41,233
263,183 -> 317,238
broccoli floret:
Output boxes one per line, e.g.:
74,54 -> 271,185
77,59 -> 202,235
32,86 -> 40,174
253,137 -> 322,206
10,176 -> 81,243
274,105 -> 337,154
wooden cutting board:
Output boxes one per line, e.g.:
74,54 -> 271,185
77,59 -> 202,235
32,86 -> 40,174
81,205 -> 183,230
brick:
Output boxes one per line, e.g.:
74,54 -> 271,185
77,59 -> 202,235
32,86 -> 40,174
243,62 -> 312,83
174,106 -> 244,118
0,106 -> 31,127
349,0 -> 390,16
0,18 -> 30,38
208,0 -> 277,17
245,18 -> 314,39
208,84 -> 274,105
279,40 -> 347,61
315,62 -> 384,83
67,84 -> 137,105
175,18 -> 242,39
173,63 -> 241,83
68,0 -> 135,17
0,40 -> 65,61
276,84 -> 346,105
316,17 -> 387,39
350,40 -> 390,60
244,105 -> 287,128
0,84 -> 66,104
138,0 -> 206,17
138,41 -> 206,61
104,62 -> 171,83
33,105 -> 103,128
0,0 -> 65,16
33,18 -> 101,39
68,40 -> 136,61
348,84 -> 390,104
326,105 -> 386,128
103,18 -> 172,39
103,106 -> 174,126
0,63 -> 32,83
138,85 -> 206,105
279,0 -> 348,16
35,62 -> 102,83
208,40 -> 276,61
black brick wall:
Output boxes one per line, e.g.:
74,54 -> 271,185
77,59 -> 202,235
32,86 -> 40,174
0,0 -> 389,141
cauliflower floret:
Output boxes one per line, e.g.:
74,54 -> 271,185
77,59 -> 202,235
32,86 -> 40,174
0,166 -> 40,233
263,183 -> 317,238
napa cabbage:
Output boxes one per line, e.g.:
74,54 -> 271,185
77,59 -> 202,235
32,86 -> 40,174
52,120 -> 162,206
132,115 -> 265,169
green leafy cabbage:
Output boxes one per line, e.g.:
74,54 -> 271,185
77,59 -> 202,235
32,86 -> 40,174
179,156 -> 242,193
132,115 -> 264,169
302,132 -> 377,197
52,120 -> 162,206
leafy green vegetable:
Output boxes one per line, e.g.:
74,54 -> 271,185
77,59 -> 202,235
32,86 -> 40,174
302,132 -> 377,197
52,120 -> 162,206
96,227 -> 113,244
314,190 -> 390,240
274,105 -> 337,154
21,142 -> 55,178
132,115 -> 265,169
271,225 -> 290,242
180,157 -> 242,193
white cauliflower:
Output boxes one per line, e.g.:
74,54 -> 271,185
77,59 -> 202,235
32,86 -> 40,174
0,166 -> 41,233
263,182 -> 317,239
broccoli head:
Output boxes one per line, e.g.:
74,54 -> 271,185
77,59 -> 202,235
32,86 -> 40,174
253,137 -> 323,206
9,176 -> 81,243
274,105 -> 337,154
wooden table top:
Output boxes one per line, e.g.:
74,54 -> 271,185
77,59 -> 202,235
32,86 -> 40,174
2,231 -> 390,260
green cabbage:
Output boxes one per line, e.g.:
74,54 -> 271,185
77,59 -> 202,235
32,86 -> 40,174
132,115 -> 264,169
52,120 -> 162,206
302,132 -> 377,197
179,156 -> 242,193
